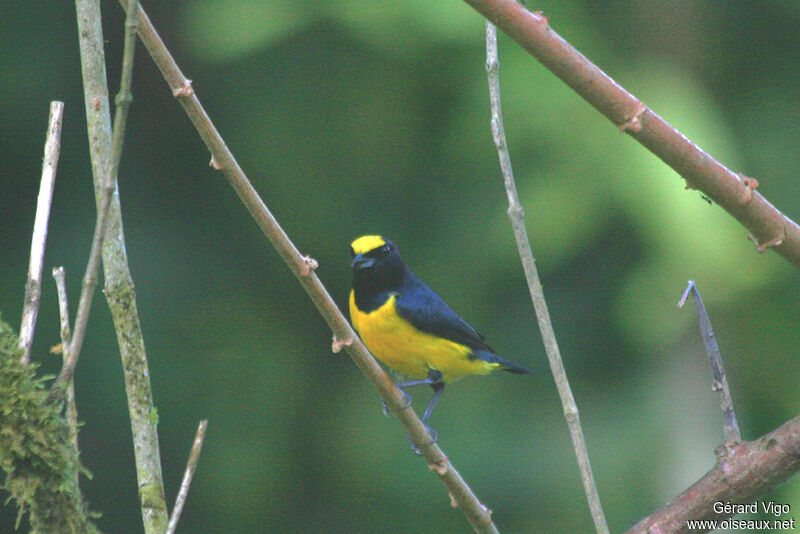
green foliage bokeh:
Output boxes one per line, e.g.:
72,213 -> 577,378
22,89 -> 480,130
2,1 -> 799,532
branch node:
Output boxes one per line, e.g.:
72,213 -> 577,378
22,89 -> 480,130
114,91 -> 134,107
209,155 -> 223,170
300,255 -> 319,276
619,102 -> 646,133
738,173 -> 760,203
507,203 -> 525,219
331,335 -> 353,353
172,79 -> 194,98
748,231 -> 784,253
533,11 -> 549,26
427,457 -> 449,476
449,492 -> 458,509
102,179 -> 117,196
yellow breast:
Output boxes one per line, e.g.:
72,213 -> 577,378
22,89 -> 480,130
349,290 -> 498,382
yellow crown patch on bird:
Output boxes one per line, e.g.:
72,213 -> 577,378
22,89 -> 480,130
348,235 -> 533,451
350,235 -> 387,255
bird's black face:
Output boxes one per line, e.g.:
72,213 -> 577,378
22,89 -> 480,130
350,237 -> 405,290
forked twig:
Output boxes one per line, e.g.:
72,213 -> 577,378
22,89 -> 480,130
678,280 -> 741,444
485,21 -> 609,534
166,420 -> 209,534
19,101 -> 64,365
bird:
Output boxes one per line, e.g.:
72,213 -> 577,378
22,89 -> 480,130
348,235 -> 533,448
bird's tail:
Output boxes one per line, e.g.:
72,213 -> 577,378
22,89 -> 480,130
500,359 -> 534,375
476,351 -> 534,375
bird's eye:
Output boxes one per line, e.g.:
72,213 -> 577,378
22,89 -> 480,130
380,245 -> 391,256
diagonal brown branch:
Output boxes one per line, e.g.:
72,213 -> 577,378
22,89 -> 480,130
625,415 -> 800,534
462,0 -> 800,268
118,2 -> 499,532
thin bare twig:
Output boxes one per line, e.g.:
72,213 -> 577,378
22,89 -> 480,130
75,0 -> 169,532
118,2 -> 498,532
53,178 -> 113,389
485,21 -> 609,534
626,415 -> 800,534
19,101 -> 64,365
463,0 -> 800,268
52,267 -> 72,349
52,266 -> 80,472
166,420 -> 209,534
678,281 -> 741,444
110,0 -> 139,179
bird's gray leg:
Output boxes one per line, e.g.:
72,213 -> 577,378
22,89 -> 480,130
405,370 -> 444,454
381,369 -> 443,417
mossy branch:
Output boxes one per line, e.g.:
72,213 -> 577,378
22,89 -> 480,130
74,0 -> 169,532
0,315 -> 101,533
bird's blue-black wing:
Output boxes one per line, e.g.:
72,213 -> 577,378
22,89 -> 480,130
394,271 -> 495,353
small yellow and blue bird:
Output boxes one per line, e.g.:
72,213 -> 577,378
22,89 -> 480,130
349,235 -> 533,444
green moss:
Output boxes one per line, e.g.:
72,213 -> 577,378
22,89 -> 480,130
146,407 -> 159,426
0,315 -> 102,533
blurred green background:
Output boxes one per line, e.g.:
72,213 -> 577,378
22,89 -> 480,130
2,1 -> 800,532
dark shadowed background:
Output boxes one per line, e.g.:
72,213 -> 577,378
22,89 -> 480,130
2,1 -> 800,532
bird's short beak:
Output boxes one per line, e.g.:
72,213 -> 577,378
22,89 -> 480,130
351,253 -> 374,270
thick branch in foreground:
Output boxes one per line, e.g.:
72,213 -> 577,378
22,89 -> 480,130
462,0 -> 800,268
118,2 -> 498,532
74,1 -> 169,532
485,21 -> 608,534
626,415 -> 800,534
